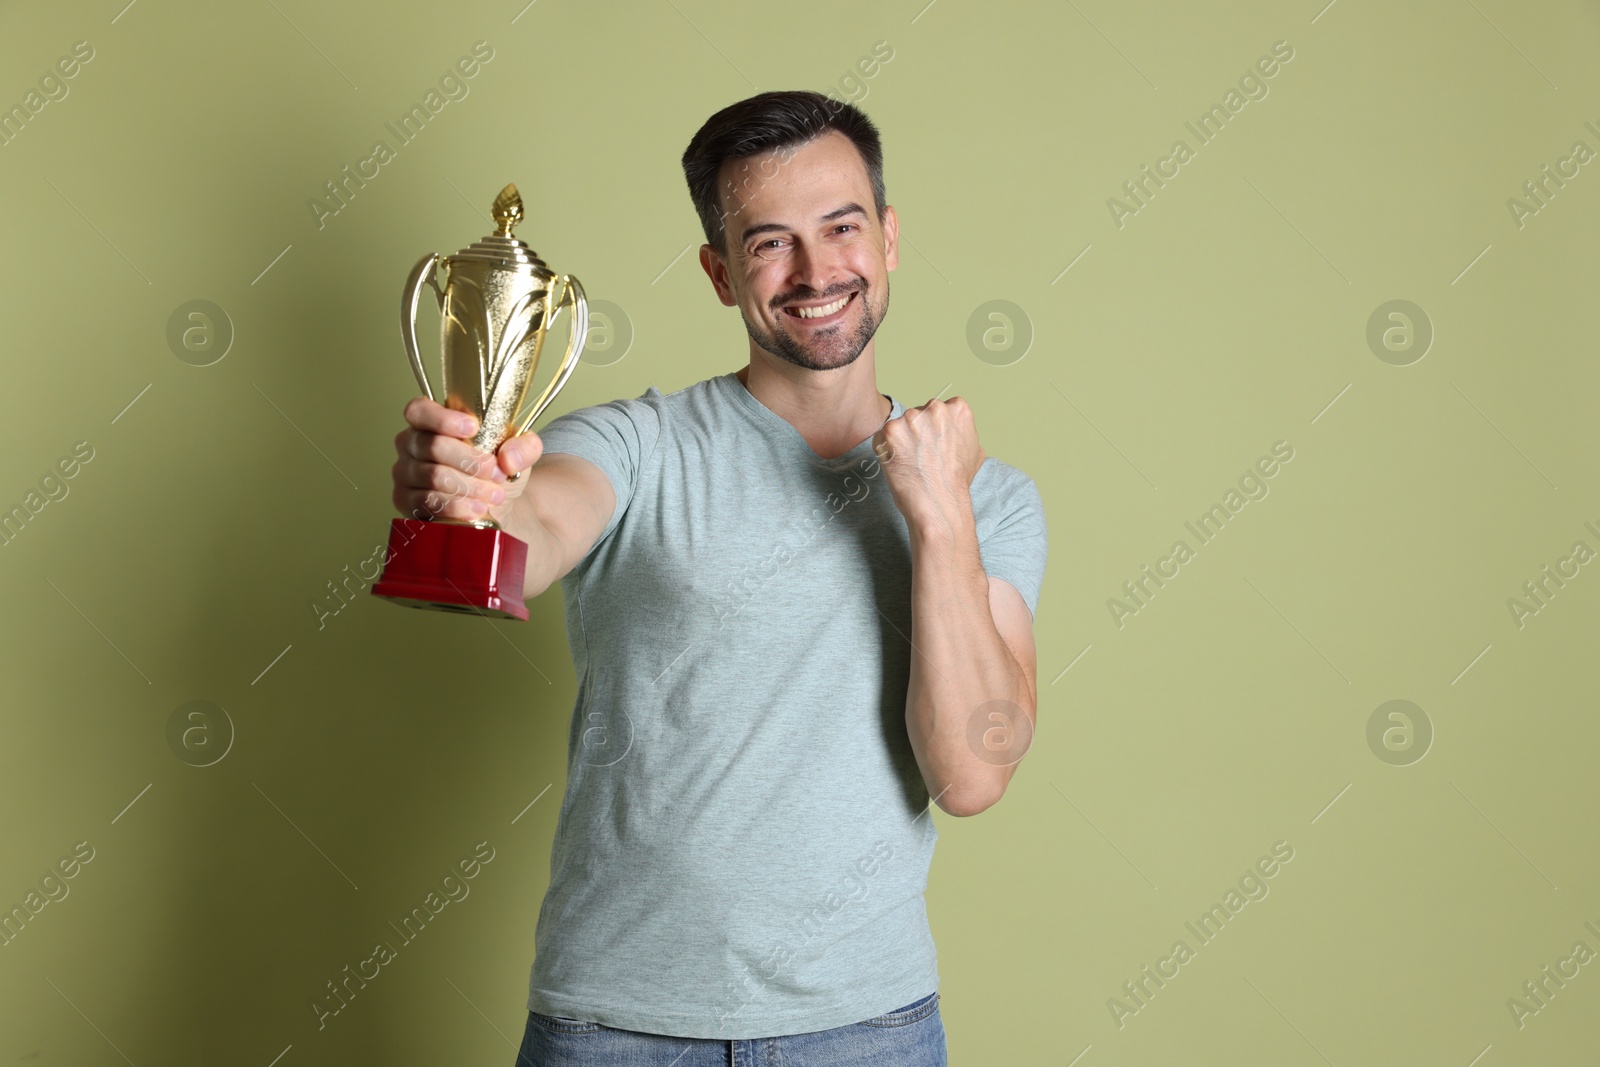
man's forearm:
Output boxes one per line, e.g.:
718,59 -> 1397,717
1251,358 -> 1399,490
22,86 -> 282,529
497,488 -> 568,600
903,496 -> 1032,817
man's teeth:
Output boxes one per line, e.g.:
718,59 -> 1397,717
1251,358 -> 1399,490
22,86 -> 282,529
790,294 -> 850,319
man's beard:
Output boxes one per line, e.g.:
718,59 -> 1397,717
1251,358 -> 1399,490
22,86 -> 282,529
740,281 -> 888,372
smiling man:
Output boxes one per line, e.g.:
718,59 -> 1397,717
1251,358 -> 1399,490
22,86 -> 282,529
389,89 -> 1047,1065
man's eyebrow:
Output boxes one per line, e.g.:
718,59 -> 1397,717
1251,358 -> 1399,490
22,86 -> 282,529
738,203 -> 868,245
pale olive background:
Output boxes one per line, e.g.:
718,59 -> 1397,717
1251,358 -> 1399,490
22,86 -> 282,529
2,0 -> 1597,1063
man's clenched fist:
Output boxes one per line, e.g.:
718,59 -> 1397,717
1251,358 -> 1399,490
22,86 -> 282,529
870,396 -> 986,531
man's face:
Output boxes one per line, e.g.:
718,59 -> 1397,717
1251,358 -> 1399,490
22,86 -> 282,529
699,129 -> 898,372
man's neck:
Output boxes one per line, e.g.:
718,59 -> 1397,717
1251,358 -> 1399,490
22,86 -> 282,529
735,353 -> 891,461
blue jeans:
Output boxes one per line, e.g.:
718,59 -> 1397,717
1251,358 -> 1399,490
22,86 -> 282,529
514,991 -> 946,1066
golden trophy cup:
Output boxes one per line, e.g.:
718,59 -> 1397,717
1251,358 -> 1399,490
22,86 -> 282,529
371,183 -> 588,621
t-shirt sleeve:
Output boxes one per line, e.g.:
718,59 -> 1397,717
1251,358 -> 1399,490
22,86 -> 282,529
978,470 -> 1048,618
536,386 -> 664,552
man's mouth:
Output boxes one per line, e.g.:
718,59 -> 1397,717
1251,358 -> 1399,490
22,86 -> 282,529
780,291 -> 856,322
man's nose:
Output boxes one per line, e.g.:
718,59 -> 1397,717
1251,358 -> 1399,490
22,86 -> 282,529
786,239 -> 846,299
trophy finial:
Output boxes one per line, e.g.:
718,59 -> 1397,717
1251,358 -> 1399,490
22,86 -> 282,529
491,183 -> 524,237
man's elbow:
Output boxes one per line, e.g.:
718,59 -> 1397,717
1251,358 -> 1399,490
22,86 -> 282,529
934,783 -> 1005,818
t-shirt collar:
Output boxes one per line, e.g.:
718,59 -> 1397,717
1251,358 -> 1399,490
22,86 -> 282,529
719,372 -> 903,468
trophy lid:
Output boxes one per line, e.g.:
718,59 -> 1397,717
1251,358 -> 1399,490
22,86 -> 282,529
448,183 -> 552,272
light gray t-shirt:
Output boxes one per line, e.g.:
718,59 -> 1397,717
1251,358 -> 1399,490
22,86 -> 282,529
525,371 -> 1048,1039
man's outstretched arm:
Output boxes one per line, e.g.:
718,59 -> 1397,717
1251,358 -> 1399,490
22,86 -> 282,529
390,396 -> 616,600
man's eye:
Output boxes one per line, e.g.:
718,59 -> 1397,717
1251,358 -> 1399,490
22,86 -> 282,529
835,224 -> 857,234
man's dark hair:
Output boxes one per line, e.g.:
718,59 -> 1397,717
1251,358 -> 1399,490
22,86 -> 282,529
681,90 -> 886,258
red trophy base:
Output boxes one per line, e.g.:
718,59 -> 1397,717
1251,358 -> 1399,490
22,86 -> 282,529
370,518 -> 529,621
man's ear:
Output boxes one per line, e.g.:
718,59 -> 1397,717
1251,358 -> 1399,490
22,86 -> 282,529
698,244 -> 738,307
881,205 -> 899,272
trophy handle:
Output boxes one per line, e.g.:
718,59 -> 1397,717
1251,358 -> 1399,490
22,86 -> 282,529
511,273 -> 587,438
400,252 -> 445,401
